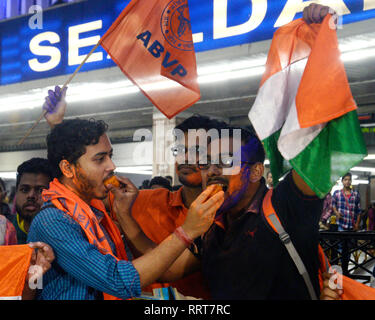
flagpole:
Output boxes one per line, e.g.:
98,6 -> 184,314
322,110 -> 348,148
17,41 -> 102,146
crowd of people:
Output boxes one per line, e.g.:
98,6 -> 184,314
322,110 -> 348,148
0,3 -> 370,301
139,176 -> 177,192
319,173 -> 375,232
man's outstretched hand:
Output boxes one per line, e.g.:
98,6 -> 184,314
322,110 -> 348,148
43,85 -> 67,129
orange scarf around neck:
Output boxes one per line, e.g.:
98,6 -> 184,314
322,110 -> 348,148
42,178 -> 128,300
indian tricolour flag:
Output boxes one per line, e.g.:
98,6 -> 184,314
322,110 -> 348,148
249,15 -> 367,198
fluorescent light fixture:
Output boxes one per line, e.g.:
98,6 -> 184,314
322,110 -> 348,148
264,159 -> 270,165
0,56 -> 267,113
198,66 -> 265,84
2,32 -> 375,113
352,180 -> 369,185
351,166 -> 375,173
198,56 -> 267,76
116,166 -> 153,175
338,33 -> 375,52
0,172 -> 16,179
341,47 -> 375,63
365,155 -> 375,160
339,32 -> 375,62
0,80 -> 140,113
361,123 -> 375,128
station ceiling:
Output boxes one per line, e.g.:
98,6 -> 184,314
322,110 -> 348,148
0,18 -> 375,179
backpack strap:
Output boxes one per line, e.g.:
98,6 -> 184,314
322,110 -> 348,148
262,189 -> 318,300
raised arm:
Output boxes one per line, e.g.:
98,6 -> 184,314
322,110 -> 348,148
108,176 -> 222,285
291,3 -> 336,197
43,86 -> 67,129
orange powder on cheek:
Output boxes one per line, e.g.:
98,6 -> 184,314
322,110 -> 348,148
226,167 -> 250,197
185,170 -> 202,185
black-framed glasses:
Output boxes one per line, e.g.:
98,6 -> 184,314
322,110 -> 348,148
198,156 -> 255,170
171,145 -> 205,157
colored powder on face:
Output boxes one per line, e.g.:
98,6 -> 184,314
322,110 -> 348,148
184,170 -> 202,185
175,165 -> 202,188
218,166 -> 251,213
232,137 -> 261,165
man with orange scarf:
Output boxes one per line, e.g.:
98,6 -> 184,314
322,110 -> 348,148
27,118 -> 224,300
42,87 -> 227,299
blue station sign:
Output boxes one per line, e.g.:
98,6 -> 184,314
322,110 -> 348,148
0,0 -> 374,85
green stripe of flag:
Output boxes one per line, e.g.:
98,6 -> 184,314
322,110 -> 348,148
263,110 -> 367,198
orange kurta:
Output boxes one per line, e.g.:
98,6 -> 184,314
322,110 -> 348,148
131,187 -> 210,299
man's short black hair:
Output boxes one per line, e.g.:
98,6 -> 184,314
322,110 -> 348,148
174,114 -> 228,133
342,172 -> 352,181
149,176 -> 172,191
16,158 -> 53,188
139,179 -> 150,190
46,119 -> 109,178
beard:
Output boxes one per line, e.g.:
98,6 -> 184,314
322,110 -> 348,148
217,187 -> 248,214
16,203 -> 38,223
74,165 -> 105,200
216,167 -> 251,214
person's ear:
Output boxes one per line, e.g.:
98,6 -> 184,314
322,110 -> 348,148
250,163 -> 264,183
59,160 -> 74,179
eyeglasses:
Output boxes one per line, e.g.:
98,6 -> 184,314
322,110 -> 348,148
198,156 -> 255,170
171,145 -> 205,157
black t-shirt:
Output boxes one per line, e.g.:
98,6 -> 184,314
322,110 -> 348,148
194,172 -> 323,300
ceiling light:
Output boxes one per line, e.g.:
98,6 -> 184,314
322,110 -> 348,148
361,123 -> 375,128
351,166 -> 375,173
0,172 -> 16,179
116,166 -> 153,175
340,47 -> 375,63
352,179 -> 369,185
338,33 -> 375,52
1,32 -> 375,114
198,66 -> 265,84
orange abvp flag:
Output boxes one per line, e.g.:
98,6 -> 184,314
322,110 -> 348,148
0,245 -> 33,300
100,0 -> 200,119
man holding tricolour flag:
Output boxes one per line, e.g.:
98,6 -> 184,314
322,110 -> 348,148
109,3 -> 371,300
94,3 -> 370,300
249,4 -> 367,199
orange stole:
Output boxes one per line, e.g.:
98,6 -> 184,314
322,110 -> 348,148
43,179 -> 128,300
